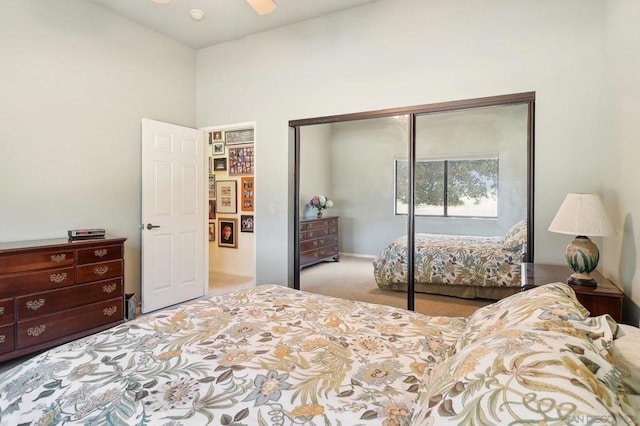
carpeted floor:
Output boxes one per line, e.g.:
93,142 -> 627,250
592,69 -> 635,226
300,255 -> 492,317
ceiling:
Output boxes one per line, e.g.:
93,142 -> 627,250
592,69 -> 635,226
88,0 -> 379,50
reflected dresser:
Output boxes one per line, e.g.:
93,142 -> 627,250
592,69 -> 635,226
300,216 -> 339,268
0,237 -> 126,362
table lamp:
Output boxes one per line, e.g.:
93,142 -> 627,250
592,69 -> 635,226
548,193 -> 614,287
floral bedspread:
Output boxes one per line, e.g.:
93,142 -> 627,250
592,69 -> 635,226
0,285 -> 468,425
373,233 -> 524,289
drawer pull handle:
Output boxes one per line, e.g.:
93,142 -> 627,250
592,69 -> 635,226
50,273 -> 68,284
103,283 -> 117,293
0,307 -> 4,315
50,254 -> 66,263
103,306 -> 118,316
94,266 -> 109,276
28,325 -> 46,337
0,335 -> 5,344
94,249 -> 108,258
26,299 -> 46,311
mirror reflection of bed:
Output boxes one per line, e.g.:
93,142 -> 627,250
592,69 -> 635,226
295,93 -> 533,315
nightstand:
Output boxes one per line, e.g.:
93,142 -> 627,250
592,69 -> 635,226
521,263 -> 623,322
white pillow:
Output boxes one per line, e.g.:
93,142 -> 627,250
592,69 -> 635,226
613,324 -> 640,395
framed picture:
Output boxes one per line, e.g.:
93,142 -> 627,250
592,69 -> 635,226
212,142 -> 225,156
241,215 -> 254,233
208,174 -> 216,198
218,218 -> 238,248
208,222 -> 215,241
208,200 -> 216,219
241,176 -> 254,211
214,158 -> 227,171
215,180 -> 237,214
208,131 -> 223,143
225,128 -> 254,145
229,146 -> 254,176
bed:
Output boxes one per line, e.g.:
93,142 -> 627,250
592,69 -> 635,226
0,283 -> 637,425
373,220 -> 528,299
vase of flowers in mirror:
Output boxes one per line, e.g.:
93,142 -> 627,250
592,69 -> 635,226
309,195 -> 333,218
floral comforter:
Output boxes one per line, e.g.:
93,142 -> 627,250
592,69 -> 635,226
373,233 -> 524,290
0,285 -> 467,425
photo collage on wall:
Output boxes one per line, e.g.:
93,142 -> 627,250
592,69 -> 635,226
208,128 -> 254,247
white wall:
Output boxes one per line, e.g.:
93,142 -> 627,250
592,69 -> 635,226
196,0 -> 609,288
603,0 -> 640,325
0,0 -> 196,296
299,124 -> 332,218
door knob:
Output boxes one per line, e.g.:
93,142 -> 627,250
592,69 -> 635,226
146,224 -> 160,230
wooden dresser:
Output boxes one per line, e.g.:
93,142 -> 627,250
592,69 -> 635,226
0,237 -> 126,362
300,216 -> 339,268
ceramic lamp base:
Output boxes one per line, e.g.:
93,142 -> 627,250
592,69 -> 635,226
565,236 -> 599,287
567,272 -> 597,287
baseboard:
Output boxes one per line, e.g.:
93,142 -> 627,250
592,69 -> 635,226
339,252 -> 376,260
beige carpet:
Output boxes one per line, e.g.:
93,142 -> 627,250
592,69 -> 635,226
300,255 -> 491,317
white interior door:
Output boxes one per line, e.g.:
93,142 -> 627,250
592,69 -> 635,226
141,118 -> 206,313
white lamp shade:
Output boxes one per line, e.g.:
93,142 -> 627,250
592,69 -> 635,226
548,193 -> 615,237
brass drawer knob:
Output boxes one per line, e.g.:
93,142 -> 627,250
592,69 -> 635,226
94,249 -> 108,258
50,254 -> 66,263
103,283 -> 117,293
103,306 -> 118,316
50,273 -> 68,284
27,325 -> 46,337
0,335 -> 5,344
0,307 -> 4,315
26,299 -> 46,311
94,266 -> 109,276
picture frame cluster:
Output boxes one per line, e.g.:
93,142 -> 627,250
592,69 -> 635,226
208,127 -> 255,248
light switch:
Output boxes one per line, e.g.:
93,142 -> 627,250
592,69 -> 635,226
268,203 -> 276,215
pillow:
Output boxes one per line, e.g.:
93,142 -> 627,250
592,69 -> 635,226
568,314 -> 620,359
411,322 -> 635,425
455,282 -> 590,352
613,324 -> 640,395
503,220 -> 527,251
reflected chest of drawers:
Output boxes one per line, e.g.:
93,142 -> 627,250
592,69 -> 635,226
300,216 -> 339,268
0,237 -> 126,362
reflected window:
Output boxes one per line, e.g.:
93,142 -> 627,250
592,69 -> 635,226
395,156 -> 498,217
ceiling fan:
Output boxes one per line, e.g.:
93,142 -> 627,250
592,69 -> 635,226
151,0 -> 277,15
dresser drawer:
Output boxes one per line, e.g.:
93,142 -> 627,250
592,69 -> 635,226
307,229 -> 329,239
318,246 -> 338,257
0,249 -> 74,274
77,244 -> 123,265
0,267 -> 75,297
300,251 -> 319,265
300,240 -> 319,252
16,297 -> 123,349
0,324 -> 15,355
16,278 -> 123,320
305,221 -> 328,231
76,259 -> 123,284
0,298 -> 14,326
318,236 -> 338,248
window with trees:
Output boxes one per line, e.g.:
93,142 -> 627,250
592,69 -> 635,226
395,156 -> 498,217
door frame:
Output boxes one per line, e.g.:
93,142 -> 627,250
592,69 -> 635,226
200,121 -> 257,290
